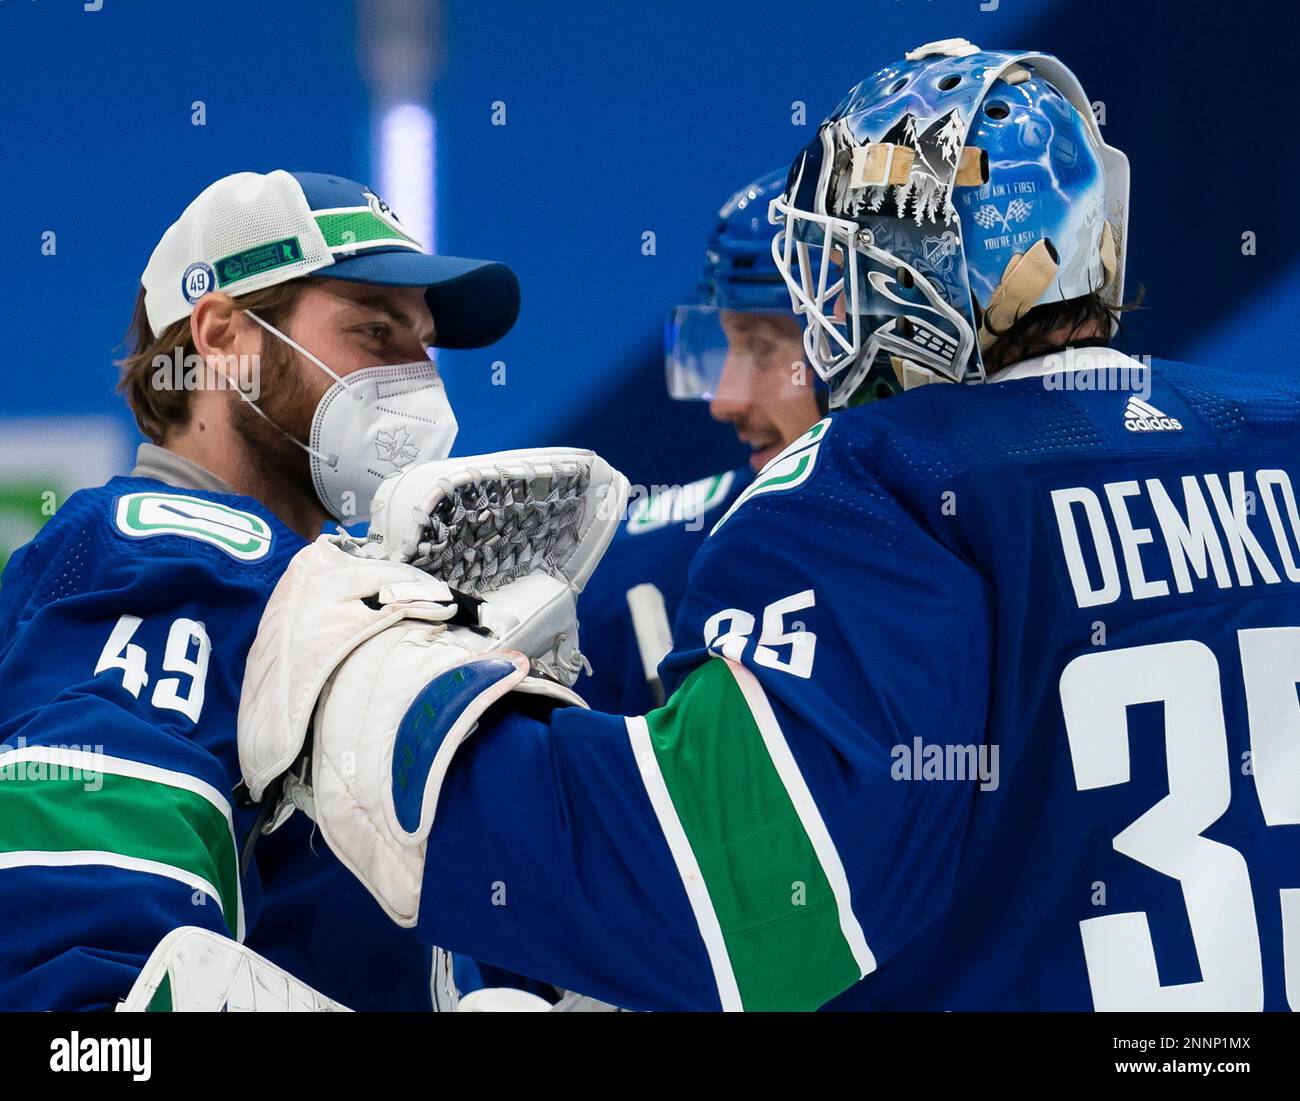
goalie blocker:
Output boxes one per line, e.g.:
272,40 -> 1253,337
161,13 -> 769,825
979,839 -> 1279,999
238,449 -> 630,927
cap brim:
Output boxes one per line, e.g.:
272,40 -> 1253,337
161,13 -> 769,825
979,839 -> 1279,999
314,249 -> 520,349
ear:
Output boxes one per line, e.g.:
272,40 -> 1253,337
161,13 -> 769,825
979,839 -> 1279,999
191,292 -> 258,360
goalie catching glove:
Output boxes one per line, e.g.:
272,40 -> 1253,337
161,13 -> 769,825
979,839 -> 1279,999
238,449 -> 629,925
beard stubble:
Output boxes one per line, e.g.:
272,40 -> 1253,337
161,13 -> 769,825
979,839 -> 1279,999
228,331 -> 325,514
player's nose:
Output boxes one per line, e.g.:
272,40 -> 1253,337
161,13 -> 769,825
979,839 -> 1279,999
708,352 -> 752,424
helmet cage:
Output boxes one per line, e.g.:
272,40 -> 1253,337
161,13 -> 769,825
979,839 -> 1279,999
770,183 -> 975,407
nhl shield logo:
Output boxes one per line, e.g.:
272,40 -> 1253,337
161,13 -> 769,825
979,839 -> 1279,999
922,231 -> 958,275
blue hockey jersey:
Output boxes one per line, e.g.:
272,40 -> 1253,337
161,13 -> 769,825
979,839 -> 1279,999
413,351 -> 1300,1011
576,468 -> 752,713
0,477 -> 434,1010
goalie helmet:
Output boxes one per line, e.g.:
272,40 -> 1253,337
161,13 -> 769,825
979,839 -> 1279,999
770,38 -> 1130,407
665,167 -> 794,400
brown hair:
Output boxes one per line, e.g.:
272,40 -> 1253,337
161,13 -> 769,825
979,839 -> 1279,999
115,280 -> 310,443
980,287 -> 1146,375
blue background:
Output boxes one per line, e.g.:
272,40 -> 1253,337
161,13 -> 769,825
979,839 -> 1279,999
1,0 -> 1297,489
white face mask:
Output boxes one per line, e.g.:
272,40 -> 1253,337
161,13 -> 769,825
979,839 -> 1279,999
244,310 -> 458,523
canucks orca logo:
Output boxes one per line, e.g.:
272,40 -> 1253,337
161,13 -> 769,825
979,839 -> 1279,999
115,492 -> 272,560
363,188 -> 417,245
711,418 -> 831,535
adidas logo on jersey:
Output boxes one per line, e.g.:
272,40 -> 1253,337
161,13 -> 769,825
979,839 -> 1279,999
1123,396 -> 1182,433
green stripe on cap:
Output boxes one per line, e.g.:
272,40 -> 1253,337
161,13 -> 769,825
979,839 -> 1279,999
641,658 -> 863,1009
314,209 -> 419,250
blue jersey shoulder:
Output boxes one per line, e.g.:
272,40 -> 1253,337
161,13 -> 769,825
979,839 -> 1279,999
705,357 -> 1300,564
0,476 -> 302,644
827,355 -> 1300,493
4,475 -> 297,588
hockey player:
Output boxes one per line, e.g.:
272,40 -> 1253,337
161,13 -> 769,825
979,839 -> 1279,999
577,168 -> 824,712
0,170 -> 522,1010
239,40 -> 1300,1011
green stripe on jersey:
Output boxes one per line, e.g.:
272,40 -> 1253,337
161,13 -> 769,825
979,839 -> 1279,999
643,659 -> 861,1009
0,772 -> 239,935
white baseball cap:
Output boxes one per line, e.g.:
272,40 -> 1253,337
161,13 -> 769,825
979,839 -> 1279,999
141,169 -> 519,348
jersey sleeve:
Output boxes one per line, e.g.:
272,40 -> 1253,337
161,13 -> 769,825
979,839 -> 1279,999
0,485 -> 292,1009
414,424 -> 994,1010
